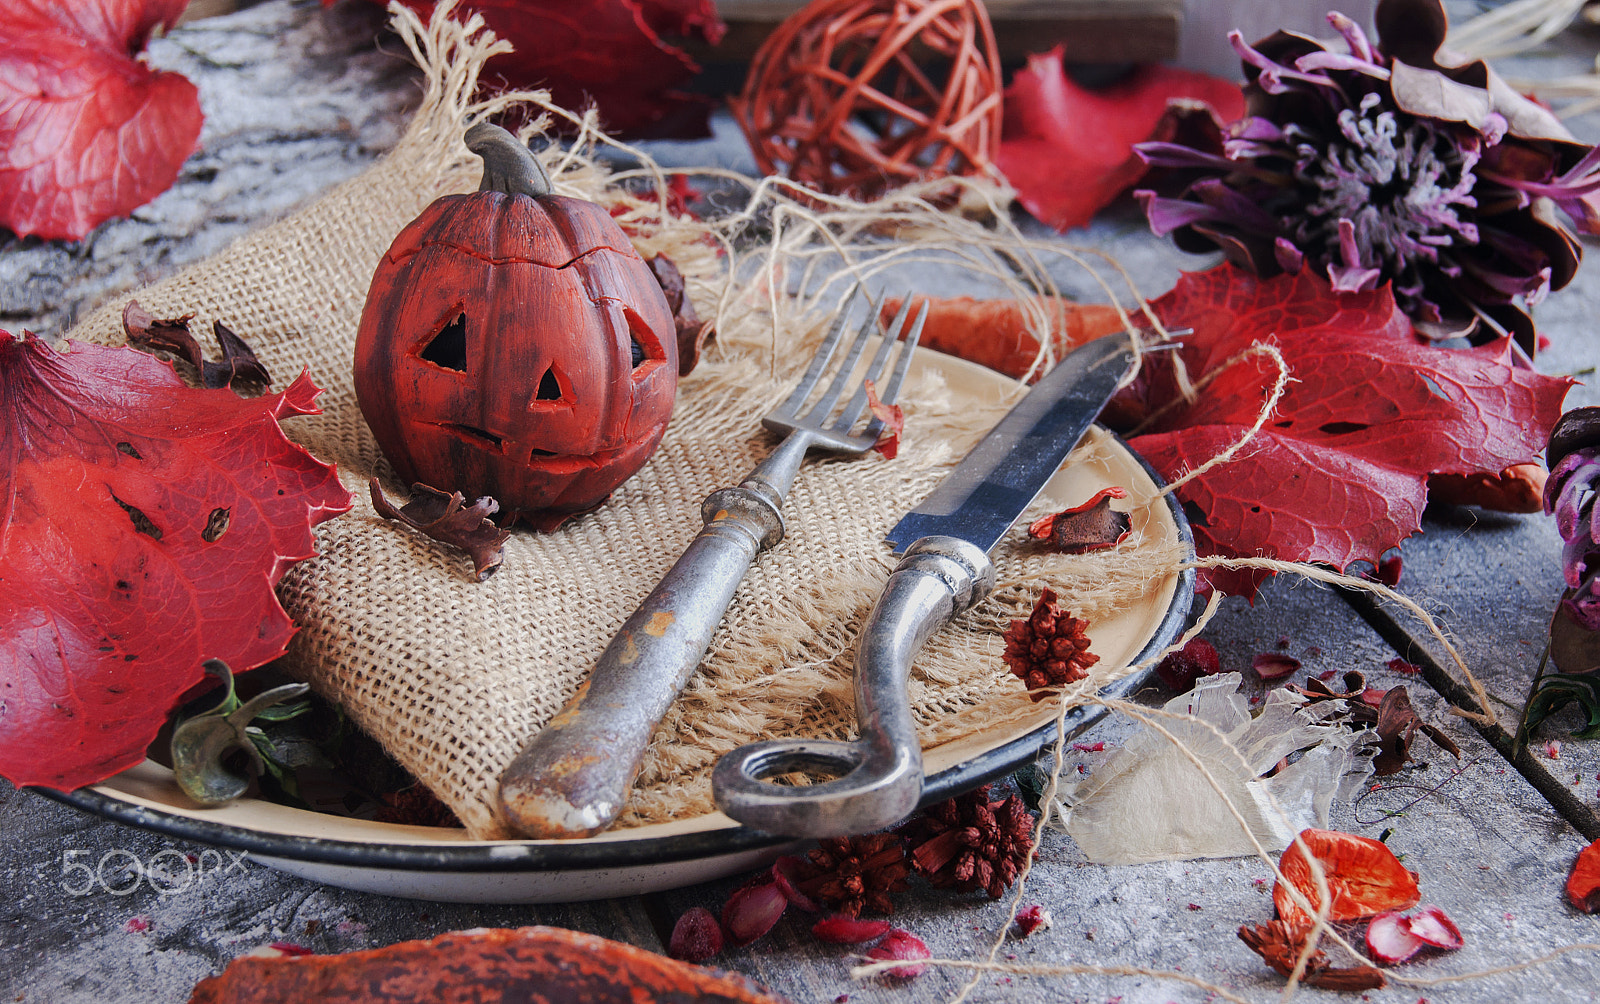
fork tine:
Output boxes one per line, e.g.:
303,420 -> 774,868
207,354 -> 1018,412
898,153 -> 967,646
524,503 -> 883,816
776,284 -> 860,416
859,298 -> 928,440
832,294 -> 914,433
802,301 -> 876,422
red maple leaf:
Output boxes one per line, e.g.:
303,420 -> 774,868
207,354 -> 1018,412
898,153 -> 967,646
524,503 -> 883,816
0,332 -> 352,790
1122,264 -> 1572,594
996,47 -> 1243,232
0,0 -> 203,240
383,0 -> 726,139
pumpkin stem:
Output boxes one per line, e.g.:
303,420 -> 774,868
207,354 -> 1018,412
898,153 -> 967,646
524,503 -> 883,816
465,122 -> 553,199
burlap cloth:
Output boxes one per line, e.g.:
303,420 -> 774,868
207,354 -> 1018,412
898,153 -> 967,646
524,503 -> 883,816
66,5 -> 1188,839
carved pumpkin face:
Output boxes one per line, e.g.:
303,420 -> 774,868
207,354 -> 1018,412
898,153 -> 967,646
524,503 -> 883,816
354,126 -> 678,524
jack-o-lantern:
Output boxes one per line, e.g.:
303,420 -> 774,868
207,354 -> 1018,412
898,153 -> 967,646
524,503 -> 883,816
354,123 -> 678,525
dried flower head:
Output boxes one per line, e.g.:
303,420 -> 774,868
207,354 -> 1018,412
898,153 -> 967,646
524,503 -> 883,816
902,784 -> 1036,899
792,833 -> 910,917
1135,0 -> 1600,351
1002,587 -> 1099,700
1546,408 -> 1600,633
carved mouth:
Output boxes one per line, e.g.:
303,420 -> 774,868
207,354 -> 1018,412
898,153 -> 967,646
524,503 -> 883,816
426,423 -> 631,471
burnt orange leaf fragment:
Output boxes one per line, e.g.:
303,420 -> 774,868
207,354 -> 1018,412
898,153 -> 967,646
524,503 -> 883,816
186,925 -> 786,1004
1273,829 -> 1420,926
370,480 -> 511,582
879,295 -> 1125,381
1239,919 -> 1387,990
1027,486 -> 1130,553
1567,838 -> 1600,912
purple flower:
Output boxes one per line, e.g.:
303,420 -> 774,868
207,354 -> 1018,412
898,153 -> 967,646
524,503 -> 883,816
1546,408 -> 1600,633
1133,0 -> 1600,354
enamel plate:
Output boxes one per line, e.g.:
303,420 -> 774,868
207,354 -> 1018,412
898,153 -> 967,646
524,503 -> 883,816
50,347 -> 1194,903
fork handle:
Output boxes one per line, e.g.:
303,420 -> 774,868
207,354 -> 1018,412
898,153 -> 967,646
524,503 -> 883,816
497,482 -> 785,839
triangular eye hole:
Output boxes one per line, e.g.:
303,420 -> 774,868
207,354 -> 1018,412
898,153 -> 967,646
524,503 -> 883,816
625,306 -> 664,372
536,366 -> 561,401
419,311 -> 468,372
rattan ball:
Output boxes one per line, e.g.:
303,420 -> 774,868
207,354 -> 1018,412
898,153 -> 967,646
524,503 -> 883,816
733,0 -> 1003,201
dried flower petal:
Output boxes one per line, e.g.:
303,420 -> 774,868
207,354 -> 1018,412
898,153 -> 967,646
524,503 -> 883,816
865,378 -> 905,460
668,906 -> 723,962
864,928 -> 929,979
721,882 -> 787,947
1566,838 -> 1600,912
1155,637 -> 1222,692
1401,905 -> 1462,949
1026,487 -> 1131,552
1252,652 -> 1302,681
1274,829 -> 1420,925
771,855 -> 822,912
1012,904 -> 1052,938
1366,909 -> 1425,964
811,915 -> 892,944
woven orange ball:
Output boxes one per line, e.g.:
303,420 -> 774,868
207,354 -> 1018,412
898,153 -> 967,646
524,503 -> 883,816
733,0 -> 1002,201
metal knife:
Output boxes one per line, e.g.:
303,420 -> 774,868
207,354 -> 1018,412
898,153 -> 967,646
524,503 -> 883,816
711,331 -> 1138,838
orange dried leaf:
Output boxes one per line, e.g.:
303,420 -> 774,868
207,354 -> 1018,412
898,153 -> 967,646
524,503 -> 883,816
864,378 -> 904,459
1567,838 -> 1600,912
879,296 -> 1126,380
1273,829 -> 1420,925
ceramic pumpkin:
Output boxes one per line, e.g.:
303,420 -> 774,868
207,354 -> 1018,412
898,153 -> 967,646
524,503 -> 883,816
354,123 -> 678,525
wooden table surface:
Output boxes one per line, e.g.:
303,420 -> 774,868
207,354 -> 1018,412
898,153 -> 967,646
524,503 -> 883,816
4,3 -> 1600,1001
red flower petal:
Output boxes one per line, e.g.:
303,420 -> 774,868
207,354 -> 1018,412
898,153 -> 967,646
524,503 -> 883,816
0,0 -> 203,240
1366,910 -> 1425,964
668,906 -> 723,962
811,915 -> 892,944
771,855 -> 822,913
996,48 -> 1244,231
1568,839 -> 1600,912
1274,829 -> 1420,926
864,928 -> 930,979
1252,652 -> 1302,680
721,882 -> 787,947
1400,905 -> 1463,950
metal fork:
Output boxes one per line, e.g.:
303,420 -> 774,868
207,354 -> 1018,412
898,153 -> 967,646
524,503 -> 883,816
497,293 -> 930,839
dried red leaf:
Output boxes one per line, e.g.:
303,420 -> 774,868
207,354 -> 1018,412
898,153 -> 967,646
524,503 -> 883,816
370,480 -> 511,582
1274,829 -> 1420,926
0,0 -> 203,240
720,881 -> 787,947
863,928 -> 929,980
1001,588 -> 1099,700
864,379 -> 904,460
188,926 -> 788,1004
1122,264 -> 1572,596
1365,909 -> 1425,964
123,302 -> 273,390
0,331 -> 351,790
667,906 -> 722,962
1386,657 -> 1422,675
1566,839 -> 1600,912
1027,486 -> 1131,552
996,48 -> 1244,232
810,915 -> 891,945
1155,637 -> 1221,692
878,296 -> 1126,381
1252,652 -> 1302,681
380,0 -> 725,139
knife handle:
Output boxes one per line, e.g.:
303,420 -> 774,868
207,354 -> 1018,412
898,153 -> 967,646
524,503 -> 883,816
712,536 -> 994,837
497,483 -> 784,839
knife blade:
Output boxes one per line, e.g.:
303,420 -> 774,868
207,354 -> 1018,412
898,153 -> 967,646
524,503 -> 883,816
712,332 -> 1139,837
